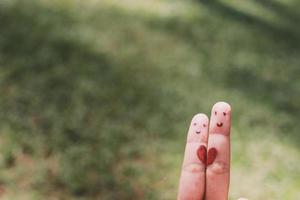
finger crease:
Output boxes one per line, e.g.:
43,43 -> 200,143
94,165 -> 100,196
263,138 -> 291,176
182,163 -> 205,173
207,161 -> 229,175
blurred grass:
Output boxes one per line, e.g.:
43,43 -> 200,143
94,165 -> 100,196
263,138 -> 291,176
0,0 -> 300,199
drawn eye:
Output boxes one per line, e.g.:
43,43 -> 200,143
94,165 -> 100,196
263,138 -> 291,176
203,124 -> 206,127
223,112 -> 226,116
193,123 -> 197,126
214,111 -> 217,115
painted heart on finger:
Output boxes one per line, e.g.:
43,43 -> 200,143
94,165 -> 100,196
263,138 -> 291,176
197,145 -> 207,165
207,147 -> 217,166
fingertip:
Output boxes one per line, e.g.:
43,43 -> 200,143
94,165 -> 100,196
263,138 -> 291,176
188,113 -> 209,143
191,113 -> 209,122
209,101 -> 232,136
212,101 -> 232,113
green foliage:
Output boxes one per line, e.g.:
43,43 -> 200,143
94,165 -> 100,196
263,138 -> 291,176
0,0 -> 176,198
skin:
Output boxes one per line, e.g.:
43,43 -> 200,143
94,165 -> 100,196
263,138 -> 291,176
177,102 -> 248,200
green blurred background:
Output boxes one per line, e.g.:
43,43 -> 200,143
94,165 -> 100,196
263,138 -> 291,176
0,0 -> 300,199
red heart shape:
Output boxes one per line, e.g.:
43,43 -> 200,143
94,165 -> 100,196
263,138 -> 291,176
207,148 -> 217,166
197,145 -> 207,165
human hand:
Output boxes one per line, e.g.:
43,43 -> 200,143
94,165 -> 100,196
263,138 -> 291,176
177,102 -> 247,200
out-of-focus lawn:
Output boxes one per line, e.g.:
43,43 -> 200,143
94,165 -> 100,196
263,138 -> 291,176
0,0 -> 300,199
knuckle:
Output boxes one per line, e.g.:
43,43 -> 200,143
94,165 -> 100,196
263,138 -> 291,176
182,163 -> 205,173
207,161 -> 229,175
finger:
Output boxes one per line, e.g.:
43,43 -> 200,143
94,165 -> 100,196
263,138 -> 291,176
178,113 -> 209,200
206,102 -> 232,200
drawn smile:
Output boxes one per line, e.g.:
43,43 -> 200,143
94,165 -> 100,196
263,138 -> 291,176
196,131 -> 201,134
216,122 -> 223,127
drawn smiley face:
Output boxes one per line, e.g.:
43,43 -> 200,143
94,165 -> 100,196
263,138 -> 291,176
193,122 -> 207,134
188,114 -> 209,143
210,102 -> 231,135
214,111 -> 227,127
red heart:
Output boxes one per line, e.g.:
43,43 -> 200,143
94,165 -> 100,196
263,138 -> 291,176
207,148 -> 217,166
197,145 -> 207,165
